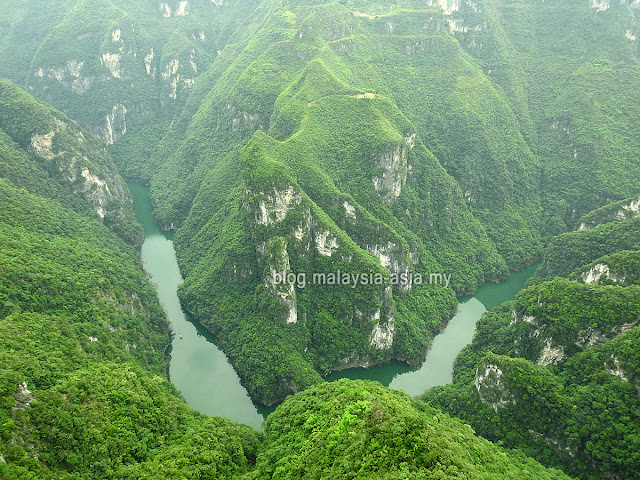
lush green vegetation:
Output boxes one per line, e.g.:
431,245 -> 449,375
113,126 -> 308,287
570,249 -> 640,287
0,0 -> 260,179
0,82 -> 261,479
4,0 -> 640,408
2,0 -> 640,478
0,133 -> 569,478
531,217 -> 640,283
0,81 -> 141,244
422,209 -> 640,479
247,380 -> 572,480
148,0 -> 524,404
143,0 -> 640,404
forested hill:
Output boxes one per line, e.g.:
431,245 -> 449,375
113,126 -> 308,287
0,81 -> 141,244
421,199 -> 640,479
0,88 -> 570,477
156,0 -> 640,403
0,0 -> 260,148
2,0 -> 639,405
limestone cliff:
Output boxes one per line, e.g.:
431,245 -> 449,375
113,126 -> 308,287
0,81 -> 141,244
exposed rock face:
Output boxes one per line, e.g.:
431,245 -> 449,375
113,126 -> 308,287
159,0 -> 192,17
253,186 -> 301,225
372,145 -> 408,203
176,0 -> 191,16
145,48 -> 156,76
590,0 -> 611,12
246,175 -> 397,368
13,382 -> 34,411
366,242 -> 402,273
369,307 -> 395,349
570,322 -> 638,357
99,104 -> 128,145
431,0 -> 461,15
343,200 -> 356,220
537,339 -> 565,366
511,302 -> 638,367
314,230 -> 339,256
581,263 -> 626,285
475,363 -> 516,412
35,60 -> 94,94
30,129 -> 56,160
604,355 -> 628,381
101,52 -> 122,79
26,114 -> 137,239
617,197 -> 640,218
265,238 -> 298,324
579,195 -> 640,230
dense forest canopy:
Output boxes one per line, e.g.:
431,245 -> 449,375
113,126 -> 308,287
1,0 -> 639,478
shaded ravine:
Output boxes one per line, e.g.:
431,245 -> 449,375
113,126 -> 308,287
129,182 -> 537,422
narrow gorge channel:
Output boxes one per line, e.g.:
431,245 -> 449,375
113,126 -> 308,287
129,183 -> 537,425
129,182 -> 267,429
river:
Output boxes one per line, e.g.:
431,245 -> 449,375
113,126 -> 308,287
129,182 -> 537,428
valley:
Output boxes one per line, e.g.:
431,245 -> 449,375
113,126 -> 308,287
1,0 -> 639,478
131,181 -> 537,424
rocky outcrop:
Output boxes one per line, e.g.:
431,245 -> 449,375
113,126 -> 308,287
264,237 -> 298,324
581,263 -> 627,285
13,382 -> 34,411
35,60 -> 94,94
590,0 -> 611,12
245,174 -> 397,368
372,145 -> 408,203
27,116 -> 131,224
578,195 -> 640,230
252,186 -> 301,225
475,362 -> 516,412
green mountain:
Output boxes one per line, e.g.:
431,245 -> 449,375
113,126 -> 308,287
151,0 -> 640,404
0,0 -> 258,150
247,380 -> 572,480
0,81 -> 141,243
2,0 -> 640,478
145,0 -> 537,404
3,0 -> 640,407
421,209 -> 640,479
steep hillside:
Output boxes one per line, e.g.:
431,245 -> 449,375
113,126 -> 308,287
0,84 -> 262,479
461,0 -> 640,233
142,0 -> 640,404
145,0 -> 640,404
0,81 -> 141,243
422,211 -> 640,479
146,0 -> 555,404
2,1 -> 640,478
0,0 -> 260,181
